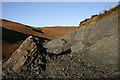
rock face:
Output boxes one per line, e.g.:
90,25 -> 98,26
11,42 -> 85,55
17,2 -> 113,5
2,4 -> 120,78
2,36 -> 48,78
43,4 -> 119,78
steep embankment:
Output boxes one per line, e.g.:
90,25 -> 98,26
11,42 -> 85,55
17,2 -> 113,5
1,19 -> 77,61
2,4 -> 120,78
42,4 -> 119,78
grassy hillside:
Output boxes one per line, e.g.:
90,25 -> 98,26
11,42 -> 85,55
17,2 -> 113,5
2,27 -> 28,61
1,19 -> 77,61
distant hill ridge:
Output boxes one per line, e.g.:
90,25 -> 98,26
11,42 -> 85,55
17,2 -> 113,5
1,19 -> 77,61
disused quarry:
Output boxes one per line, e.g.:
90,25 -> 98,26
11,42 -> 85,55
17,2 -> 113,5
2,4 -> 120,79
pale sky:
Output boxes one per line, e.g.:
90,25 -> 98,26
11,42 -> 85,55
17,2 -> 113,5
2,2 -> 118,27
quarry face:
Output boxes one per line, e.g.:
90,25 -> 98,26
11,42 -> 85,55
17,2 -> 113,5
2,4 -> 120,79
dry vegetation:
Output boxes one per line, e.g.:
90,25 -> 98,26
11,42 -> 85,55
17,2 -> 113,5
79,4 -> 120,27
39,27 -> 77,39
1,19 -> 77,61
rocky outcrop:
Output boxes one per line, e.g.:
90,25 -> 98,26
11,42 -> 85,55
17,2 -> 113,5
2,36 -> 49,78
2,4 -> 120,79
42,4 -> 119,78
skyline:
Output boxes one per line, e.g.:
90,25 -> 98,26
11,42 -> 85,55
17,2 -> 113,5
2,2 -> 118,27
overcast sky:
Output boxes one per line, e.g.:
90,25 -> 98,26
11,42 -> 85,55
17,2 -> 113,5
2,2 -> 118,27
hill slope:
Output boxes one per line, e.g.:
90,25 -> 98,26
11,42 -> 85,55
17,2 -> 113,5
2,4 -> 120,78
1,19 -> 78,39
1,19 -> 77,61
42,4 -> 119,78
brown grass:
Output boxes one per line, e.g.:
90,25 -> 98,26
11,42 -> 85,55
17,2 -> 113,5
1,19 -> 77,61
79,4 -> 120,27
